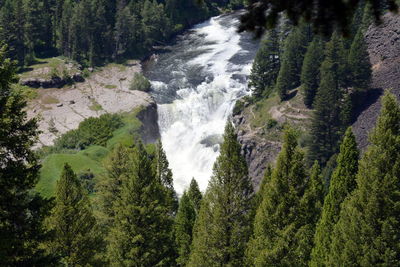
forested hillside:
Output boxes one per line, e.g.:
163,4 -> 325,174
0,0 -> 242,67
1,0 -> 400,266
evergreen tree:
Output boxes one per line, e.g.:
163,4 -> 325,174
275,24 -> 310,100
141,0 -> 171,47
348,27 -> 372,90
174,191 -> 197,266
107,141 -> 176,266
246,128 -> 310,266
301,36 -> 325,108
188,122 -> 254,266
44,164 -> 99,266
155,139 -> 178,215
95,144 -> 130,230
0,46 -> 49,265
187,177 -> 202,213
310,128 -> 359,267
308,32 -> 348,165
248,29 -> 280,98
329,92 -> 400,266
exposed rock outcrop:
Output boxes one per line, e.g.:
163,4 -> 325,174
20,73 -> 85,88
352,12 -> 400,149
137,101 -> 160,144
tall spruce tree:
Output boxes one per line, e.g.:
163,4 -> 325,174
0,46 -> 49,265
155,139 -> 178,215
187,177 -> 202,213
308,32 -> 348,165
107,141 -> 176,266
301,36 -> 325,107
248,29 -> 280,98
275,24 -> 310,100
174,191 -> 197,266
329,92 -> 400,266
310,128 -> 359,266
44,164 -> 100,266
348,27 -> 372,90
188,122 -> 253,267
246,128 -> 310,266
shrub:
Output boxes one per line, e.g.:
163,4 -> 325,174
129,73 -> 151,92
53,114 -> 123,150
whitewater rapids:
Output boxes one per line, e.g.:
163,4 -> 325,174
144,12 -> 259,194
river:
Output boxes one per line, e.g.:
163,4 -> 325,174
143,11 -> 259,194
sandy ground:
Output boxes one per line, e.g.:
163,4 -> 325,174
27,60 -> 154,147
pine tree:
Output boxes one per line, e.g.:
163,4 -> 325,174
174,191 -> 197,266
44,164 -> 100,266
248,29 -> 280,98
348,27 -> 372,90
246,128 -> 310,266
275,24 -> 310,100
155,139 -> 178,215
301,36 -> 325,108
310,128 -> 359,267
187,177 -> 202,213
188,122 -> 254,266
107,141 -> 176,266
95,144 -> 131,229
329,92 -> 400,266
0,46 -> 50,265
308,32 -> 348,165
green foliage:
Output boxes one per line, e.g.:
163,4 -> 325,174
44,164 -> 100,266
130,72 -> 151,92
275,24 -> 310,100
246,128 -> 312,266
188,122 -> 253,266
249,29 -> 280,98
348,27 -> 372,90
329,92 -> 400,266
308,33 -> 348,165
301,36 -> 325,108
53,113 -> 123,150
0,46 -> 50,265
310,127 -> 359,266
175,191 -> 197,266
106,142 -> 176,266
187,178 -> 202,213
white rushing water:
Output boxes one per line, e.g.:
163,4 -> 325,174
145,12 -> 258,194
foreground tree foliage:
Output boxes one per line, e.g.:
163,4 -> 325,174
329,92 -> 400,266
188,122 -> 253,266
0,46 -> 50,265
107,142 -> 176,266
310,128 -> 359,266
239,0 -> 398,37
44,164 -> 100,266
246,128 -> 321,266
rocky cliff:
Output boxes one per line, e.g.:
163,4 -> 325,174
235,12 -> 400,188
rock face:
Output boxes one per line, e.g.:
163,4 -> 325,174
20,73 -> 85,88
352,12 -> 400,150
26,61 -> 159,147
233,113 -> 281,189
137,101 -> 160,144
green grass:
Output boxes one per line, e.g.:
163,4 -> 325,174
12,84 -> 39,100
36,153 -> 105,198
89,100 -> 103,111
36,107 -> 145,198
42,96 -> 60,105
105,84 -> 117,89
107,108 -> 142,149
19,57 -> 80,80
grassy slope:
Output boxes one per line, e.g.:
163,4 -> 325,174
36,109 -> 143,198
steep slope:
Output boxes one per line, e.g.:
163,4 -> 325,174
235,12 -> 400,187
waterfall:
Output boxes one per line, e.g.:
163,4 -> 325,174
144,12 -> 259,194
